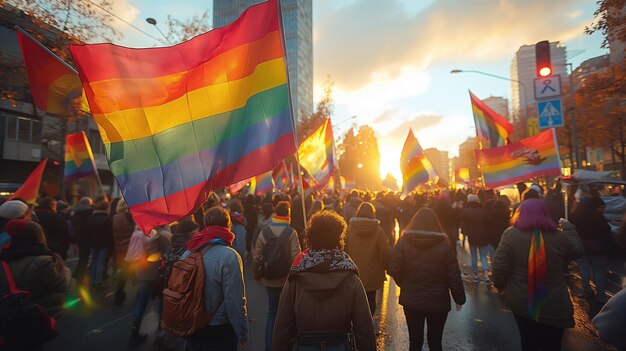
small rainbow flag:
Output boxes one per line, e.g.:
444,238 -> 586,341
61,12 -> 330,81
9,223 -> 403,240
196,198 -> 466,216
273,160 -> 290,189
64,131 -> 98,182
250,171 -> 275,196
470,91 -> 513,149
298,118 -> 335,189
400,129 -> 439,195
70,0 -> 295,233
475,129 -> 561,189
8,158 -> 47,204
17,30 -> 89,115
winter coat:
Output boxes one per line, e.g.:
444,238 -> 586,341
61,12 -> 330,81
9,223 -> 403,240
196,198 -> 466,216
461,203 -> 490,246
569,205 -> 612,255
85,211 -> 113,249
592,288 -> 626,349
231,221 -> 247,262
112,212 -> 134,257
373,201 -> 394,245
492,222 -> 584,328
272,250 -> 375,351
486,207 -> 510,249
433,202 -> 461,246
35,209 -> 71,257
253,224 -> 301,288
3,254 -> 70,317
343,198 -> 362,223
71,206 -> 93,245
345,217 -> 390,291
135,230 -> 171,281
388,230 -> 466,313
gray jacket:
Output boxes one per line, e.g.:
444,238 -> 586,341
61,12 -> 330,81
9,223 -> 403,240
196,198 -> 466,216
197,245 -> 248,342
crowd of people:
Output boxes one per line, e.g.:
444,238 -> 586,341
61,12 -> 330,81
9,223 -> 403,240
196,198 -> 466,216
0,181 -> 625,351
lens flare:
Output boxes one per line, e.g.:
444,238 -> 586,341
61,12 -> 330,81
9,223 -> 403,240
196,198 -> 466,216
78,286 -> 93,307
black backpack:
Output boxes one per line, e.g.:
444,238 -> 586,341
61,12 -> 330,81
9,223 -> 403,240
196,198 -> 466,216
257,227 -> 293,279
0,260 -> 57,349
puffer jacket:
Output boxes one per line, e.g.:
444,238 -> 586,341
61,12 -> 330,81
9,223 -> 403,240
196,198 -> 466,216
345,217 -> 390,291
461,203 -> 490,246
389,230 -> 466,313
112,212 -> 134,256
492,222 -> 584,328
272,251 -> 375,351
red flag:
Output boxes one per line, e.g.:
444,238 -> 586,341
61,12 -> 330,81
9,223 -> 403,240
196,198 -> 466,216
8,158 -> 48,204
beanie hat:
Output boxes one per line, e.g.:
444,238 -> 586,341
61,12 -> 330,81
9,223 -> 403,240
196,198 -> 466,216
5,219 -> 46,246
0,201 -> 29,219
530,184 -> 543,194
467,194 -> 479,203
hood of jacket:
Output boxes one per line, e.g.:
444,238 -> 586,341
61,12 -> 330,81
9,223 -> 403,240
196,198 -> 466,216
348,217 -> 380,237
293,270 -> 355,301
402,230 -> 448,248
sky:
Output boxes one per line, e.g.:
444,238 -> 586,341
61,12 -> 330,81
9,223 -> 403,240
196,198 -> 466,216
96,0 -> 607,182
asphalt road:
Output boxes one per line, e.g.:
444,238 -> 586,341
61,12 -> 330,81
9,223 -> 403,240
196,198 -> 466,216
46,243 -> 618,351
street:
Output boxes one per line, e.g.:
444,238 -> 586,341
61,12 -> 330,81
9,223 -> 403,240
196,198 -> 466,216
46,243 -> 618,351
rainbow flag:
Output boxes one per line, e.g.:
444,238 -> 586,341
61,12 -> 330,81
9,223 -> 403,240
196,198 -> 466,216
470,91 -> 513,149
8,158 -> 47,204
455,167 -> 470,185
344,177 -> 356,190
298,118 -> 335,189
70,0 -> 295,233
64,131 -> 98,182
17,30 -> 89,115
400,129 -> 439,195
250,171 -> 275,196
476,129 -> 561,189
273,160 -> 290,189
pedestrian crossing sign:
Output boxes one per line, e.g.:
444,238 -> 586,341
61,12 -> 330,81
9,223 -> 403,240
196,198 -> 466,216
537,99 -> 563,129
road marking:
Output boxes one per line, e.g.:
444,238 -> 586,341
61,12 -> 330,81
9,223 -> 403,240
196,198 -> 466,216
84,311 -> 134,336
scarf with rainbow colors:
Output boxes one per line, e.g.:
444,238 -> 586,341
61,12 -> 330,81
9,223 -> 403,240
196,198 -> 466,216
527,230 -> 548,320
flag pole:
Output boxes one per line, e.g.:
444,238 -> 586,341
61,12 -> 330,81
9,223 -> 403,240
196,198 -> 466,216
276,0 -> 308,230
15,26 -> 79,75
551,127 -> 567,220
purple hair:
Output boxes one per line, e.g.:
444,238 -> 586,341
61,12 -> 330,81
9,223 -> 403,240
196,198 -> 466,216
511,198 -> 558,233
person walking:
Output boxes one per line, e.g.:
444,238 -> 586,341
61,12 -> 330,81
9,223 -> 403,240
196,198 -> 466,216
85,199 -> 113,291
486,199 -> 511,253
569,196 -> 612,303
345,202 -> 390,316
243,194 -> 258,260
35,197 -> 71,260
0,200 -> 32,251
71,197 -> 93,285
492,198 -> 584,351
389,208 -> 466,351
184,207 -> 248,351
253,201 -> 301,351
229,199 -> 247,262
433,196 -> 461,251
112,198 -> 134,305
272,210 -> 375,351
0,219 -> 70,350
461,194 -> 491,282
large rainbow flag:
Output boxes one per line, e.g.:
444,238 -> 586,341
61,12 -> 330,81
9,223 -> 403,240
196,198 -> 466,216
17,30 -> 89,114
297,118 -> 335,189
8,158 -> 47,204
470,91 -> 513,149
64,131 -> 98,182
250,171 -> 275,196
400,129 -> 439,195
70,0 -> 295,232
476,129 -> 561,189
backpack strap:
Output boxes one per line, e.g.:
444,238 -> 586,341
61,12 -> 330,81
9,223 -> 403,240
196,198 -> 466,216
1,261 -> 18,294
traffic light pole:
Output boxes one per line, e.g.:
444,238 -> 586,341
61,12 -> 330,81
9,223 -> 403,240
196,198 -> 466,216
567,63 -> 580,170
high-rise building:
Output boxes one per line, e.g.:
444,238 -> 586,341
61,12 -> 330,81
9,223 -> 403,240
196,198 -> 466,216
213,0 -> 313,119
483,96 -> 510,121
424,148 -> 450,185
510,42 -> 568,135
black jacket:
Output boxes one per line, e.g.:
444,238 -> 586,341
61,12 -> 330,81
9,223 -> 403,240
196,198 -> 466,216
389,230 -> 466,312
71,206 -> 93,245
461,203 -> 490,246
85,211 -> 113,249
35,209 -> 71,258
569,203 -> 611,255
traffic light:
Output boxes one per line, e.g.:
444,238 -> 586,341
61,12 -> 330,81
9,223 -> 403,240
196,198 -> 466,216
535,40 -> 552,77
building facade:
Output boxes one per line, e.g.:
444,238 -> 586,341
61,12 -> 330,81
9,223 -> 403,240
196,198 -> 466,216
213,0 -> 313,119
510,42 -> 568,135
424,148 -> 450,185
483,96 -> 510,121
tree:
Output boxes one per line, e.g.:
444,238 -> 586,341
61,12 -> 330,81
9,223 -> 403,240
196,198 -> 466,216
165,11 -> 211,44
337,125 -> 381,190
585,0 -> 626,48
297,77 -> 334,143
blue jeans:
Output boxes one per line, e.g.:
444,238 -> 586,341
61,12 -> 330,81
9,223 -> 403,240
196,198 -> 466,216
265,287 -> 282,351
470,244 -> 491,273
577,254 -> 607,300
133,280 -> 160,323
90,247 -> 109,286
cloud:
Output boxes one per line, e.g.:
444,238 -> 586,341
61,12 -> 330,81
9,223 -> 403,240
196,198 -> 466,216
314,0 -> 593,90
108,0 -> 140,31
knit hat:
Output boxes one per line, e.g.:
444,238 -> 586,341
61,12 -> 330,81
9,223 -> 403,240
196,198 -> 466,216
5,219 -> 46,246
0,201 -> 29,219
467,194 -> 479,203
530,184 -> 543,195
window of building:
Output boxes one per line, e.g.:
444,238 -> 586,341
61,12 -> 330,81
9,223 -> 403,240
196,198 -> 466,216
4,115 -> 40,142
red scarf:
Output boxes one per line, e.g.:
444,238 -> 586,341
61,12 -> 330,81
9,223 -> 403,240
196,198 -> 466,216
186,225 -> 235,251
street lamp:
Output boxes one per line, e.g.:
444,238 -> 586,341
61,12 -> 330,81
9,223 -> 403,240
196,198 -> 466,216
146,18 -> 171,44
450,69 -> 529,125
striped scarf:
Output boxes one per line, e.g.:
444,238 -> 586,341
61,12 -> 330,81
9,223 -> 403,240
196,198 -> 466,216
528,230 -> 548,320
271,215 -> 290,228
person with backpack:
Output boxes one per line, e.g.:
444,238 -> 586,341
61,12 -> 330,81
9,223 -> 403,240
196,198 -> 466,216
163,206 -> 248,350
0,200 -> 32,251
272,210 -> 375,351
0,219 -> 70,350
253,201 -> 301,351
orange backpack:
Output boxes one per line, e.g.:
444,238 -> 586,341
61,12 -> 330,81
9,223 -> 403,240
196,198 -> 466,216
161,244 -> 217,336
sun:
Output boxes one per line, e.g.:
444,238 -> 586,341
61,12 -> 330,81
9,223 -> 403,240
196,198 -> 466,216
378,144 -> 403,187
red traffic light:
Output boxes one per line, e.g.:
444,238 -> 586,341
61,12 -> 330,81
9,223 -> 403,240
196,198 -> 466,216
535,40 -> 552,78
